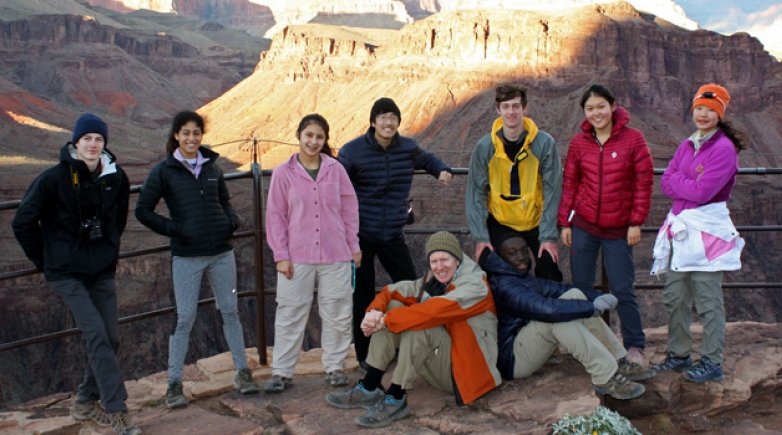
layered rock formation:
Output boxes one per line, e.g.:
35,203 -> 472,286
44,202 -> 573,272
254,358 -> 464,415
1,0 -> 781,415
2,322 -> 781,433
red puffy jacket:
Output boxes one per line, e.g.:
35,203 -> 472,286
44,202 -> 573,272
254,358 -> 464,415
558,107 -> 653,230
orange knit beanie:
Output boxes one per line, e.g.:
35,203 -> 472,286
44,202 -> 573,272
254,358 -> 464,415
692,84 -> 730,119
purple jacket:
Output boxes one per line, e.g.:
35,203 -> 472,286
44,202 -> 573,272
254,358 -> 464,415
661,129 -> 738,215
266,153 -> 360,264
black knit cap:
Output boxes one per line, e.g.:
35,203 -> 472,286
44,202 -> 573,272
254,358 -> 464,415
490,226 -> 523,250
71,113 -> 109,147
370,97 -> 401,124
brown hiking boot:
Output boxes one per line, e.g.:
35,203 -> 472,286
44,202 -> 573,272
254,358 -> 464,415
107,410 -> 142,435
593,372 -> 645,400
617,357 -> 656,381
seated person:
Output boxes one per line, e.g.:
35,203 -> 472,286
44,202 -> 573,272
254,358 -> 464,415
325,231 -> 501,427
481,233 -> 654,400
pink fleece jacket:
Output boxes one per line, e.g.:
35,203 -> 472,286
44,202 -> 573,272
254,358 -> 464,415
266,153 -> 360,264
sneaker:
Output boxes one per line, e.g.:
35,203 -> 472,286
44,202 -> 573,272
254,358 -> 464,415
356,395 -> 412,428
165,380 -> 188,409
626,347 -> 647,368
651,352 -> 694,373
325,382 -> 384,409
107,410 -> 142,435
264,374 -> 292,393
235,368 -> 260,394
593,372 -> 645,400
617,357 -> 656,381
683,356 -> 724,383
325,369 -> 349,387
71,400 -> 112,426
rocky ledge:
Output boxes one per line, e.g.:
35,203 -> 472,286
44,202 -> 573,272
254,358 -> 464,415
1,321 -> 781,434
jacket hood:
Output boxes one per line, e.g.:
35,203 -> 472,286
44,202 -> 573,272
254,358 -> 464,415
580,106 -> 630,136
60,142 -> 118,178
482,250 -> 531,279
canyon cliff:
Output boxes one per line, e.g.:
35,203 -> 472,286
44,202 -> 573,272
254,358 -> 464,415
1,0 -> 781,417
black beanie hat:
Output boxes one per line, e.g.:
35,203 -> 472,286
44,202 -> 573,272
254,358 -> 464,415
490,226 -> 522,250
370,97 -> 401,124
71,113 -> 108,147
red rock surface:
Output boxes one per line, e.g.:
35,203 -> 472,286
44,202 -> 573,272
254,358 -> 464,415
1,322 -> 782,434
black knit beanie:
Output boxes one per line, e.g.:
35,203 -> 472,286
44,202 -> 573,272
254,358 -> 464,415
71,113 -> 109,147
370,97 -> 401,124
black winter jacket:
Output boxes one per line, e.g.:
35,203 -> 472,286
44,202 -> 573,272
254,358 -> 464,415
338,128 -> 451,243
12,144 -> 130,281
134,147 -> 239,257
481,251 -> 601,379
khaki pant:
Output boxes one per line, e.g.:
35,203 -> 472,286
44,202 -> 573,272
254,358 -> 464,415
366,324 -> 454,393
662,268 -> 725,364
513,288 -> 625,385
272,262 -> 353,377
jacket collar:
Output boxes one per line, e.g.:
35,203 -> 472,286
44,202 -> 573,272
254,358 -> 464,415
60,142 -> 118,178
483,250 -> 531,279
166,145 -> 219,166
365,127 -> 398,150
579,106 -> 630,136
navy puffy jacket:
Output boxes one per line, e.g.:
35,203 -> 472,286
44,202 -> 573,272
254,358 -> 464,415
482,251 -> 601,379
338,128 -> 451,243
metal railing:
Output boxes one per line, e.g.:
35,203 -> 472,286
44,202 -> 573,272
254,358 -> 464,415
2,164 -> 781,358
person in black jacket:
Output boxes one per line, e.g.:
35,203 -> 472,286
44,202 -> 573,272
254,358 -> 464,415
481,233 -> 653,400
338,97 -> 453,367
134,111 -> 258,409
12,113 -> 140,435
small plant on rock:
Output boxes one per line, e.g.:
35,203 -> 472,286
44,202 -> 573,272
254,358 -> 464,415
551,406 -> 641,435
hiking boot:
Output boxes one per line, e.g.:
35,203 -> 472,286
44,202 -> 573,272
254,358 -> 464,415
593,372 -> 645,400
264,374 -> 292,393
617,357 -> 656,381
626,347 -> 647,368
325,382 -> 384,409
71,400 -> 95,421
72,401 -> 112,427
325,369 -> 349,387
235,368 -> 260,394
683,356 -> 724,383
107,410 -> 142,435
165,380 -> 188,409
651,352 -> 693,373
356,395 -> 412,428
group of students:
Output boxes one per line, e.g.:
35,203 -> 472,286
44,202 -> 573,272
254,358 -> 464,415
10,81 -> 745,432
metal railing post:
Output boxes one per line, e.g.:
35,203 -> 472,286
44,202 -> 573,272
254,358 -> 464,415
250,138 -> 268,365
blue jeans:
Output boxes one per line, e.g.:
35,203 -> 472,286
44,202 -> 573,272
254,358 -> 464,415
168,250 -> 248,381
52,278 -> 128,412
570,226 -> 645,349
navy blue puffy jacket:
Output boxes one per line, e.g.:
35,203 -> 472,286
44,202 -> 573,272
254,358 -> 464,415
482,251 -> 601,379
338,128 -> 451,243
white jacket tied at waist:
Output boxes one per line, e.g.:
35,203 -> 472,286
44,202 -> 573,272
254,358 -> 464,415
651,202 -> 744,275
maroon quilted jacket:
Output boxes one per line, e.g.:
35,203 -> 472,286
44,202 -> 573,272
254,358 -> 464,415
558,107 -> 653,230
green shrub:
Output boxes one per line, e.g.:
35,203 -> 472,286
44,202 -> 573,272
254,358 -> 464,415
551,406 -> 641,435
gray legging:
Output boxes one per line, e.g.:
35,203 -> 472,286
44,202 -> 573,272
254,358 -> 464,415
168,250 -> 248,381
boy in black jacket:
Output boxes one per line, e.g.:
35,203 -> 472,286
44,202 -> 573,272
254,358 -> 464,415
12,113 -> 140,435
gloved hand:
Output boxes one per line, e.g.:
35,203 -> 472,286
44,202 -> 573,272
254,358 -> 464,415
593,293 -> 619,314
